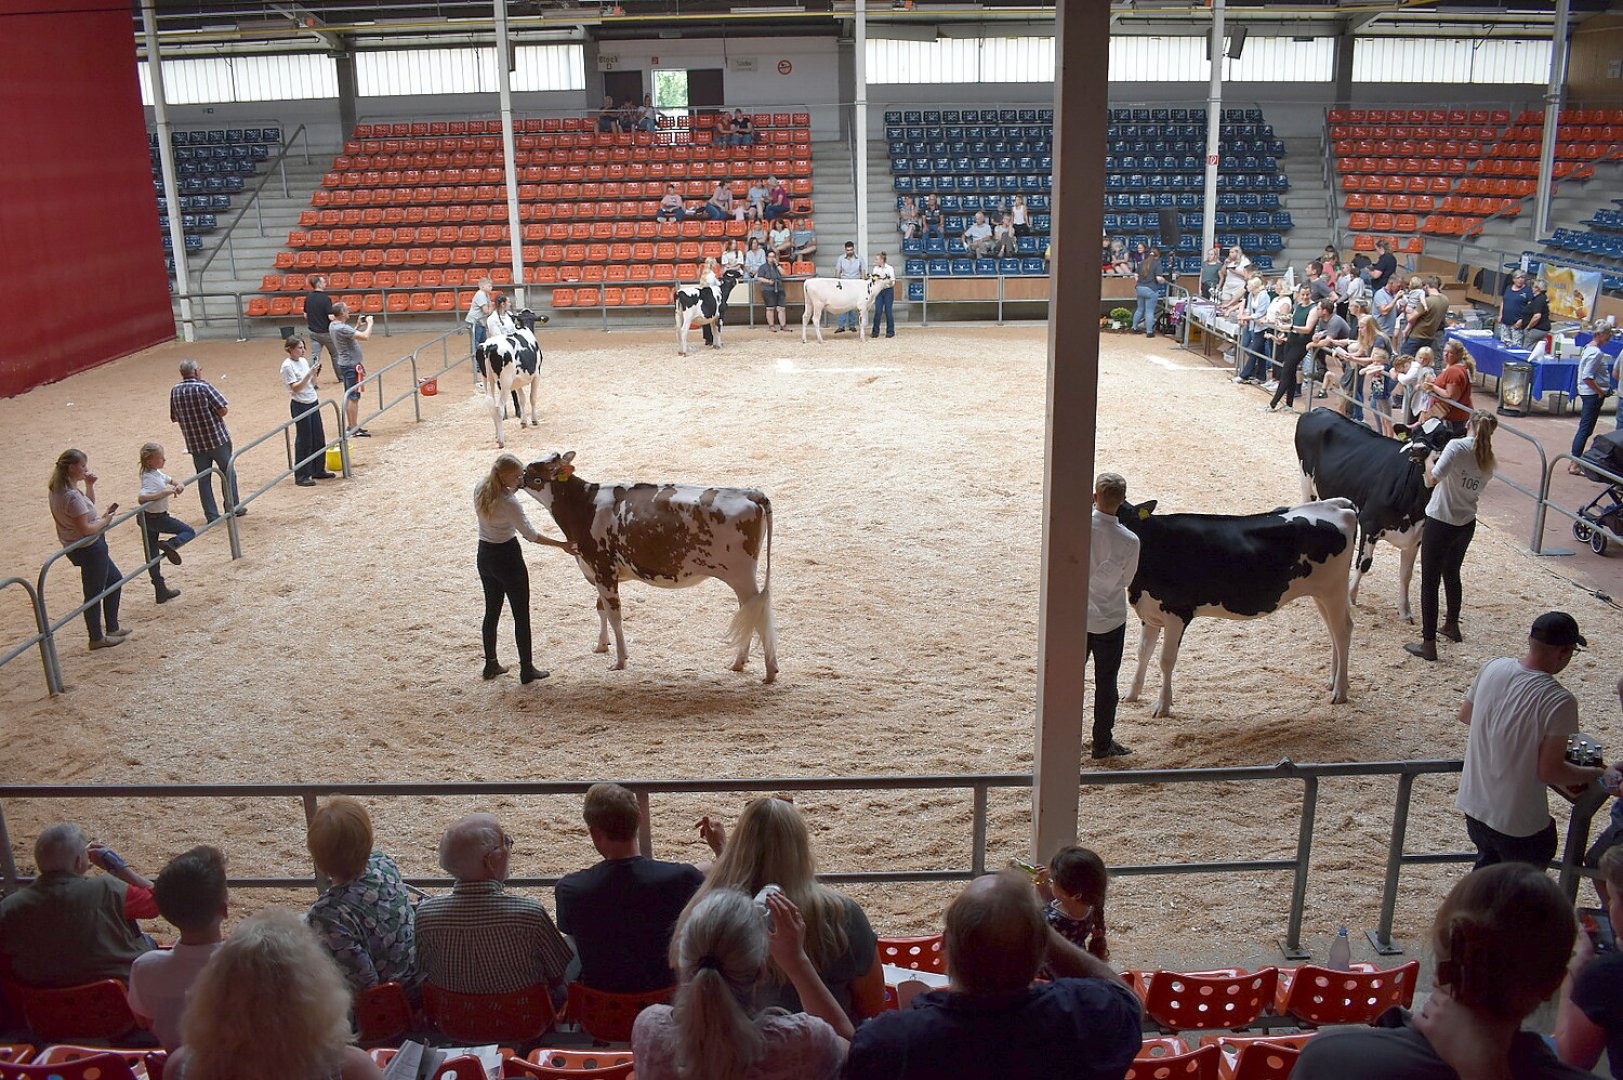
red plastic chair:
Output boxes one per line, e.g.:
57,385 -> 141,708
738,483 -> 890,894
1140,969 -> 1278,1033
563,982 -> 673,1043
0,1052 -> 30,1067
509,1050 -> 634,1078
1138,1036 -> 1191,1060
1275,962 -> 1418,1026
1125,1044 -> 1221,1080
0,1056 -> 139,1080
355,981 -> 415,1043
422,982 -> 556,1043
1220,1043 -> 1302,1080
877,934 -> 946,975
0,978 -> 139,1043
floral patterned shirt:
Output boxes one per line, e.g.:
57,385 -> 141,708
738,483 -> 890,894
306,850 -> 418,991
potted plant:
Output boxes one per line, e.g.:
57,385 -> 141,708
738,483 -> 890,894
1108,307 -> 1134,332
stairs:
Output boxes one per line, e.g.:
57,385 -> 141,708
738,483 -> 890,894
1277,136 -> 1331,275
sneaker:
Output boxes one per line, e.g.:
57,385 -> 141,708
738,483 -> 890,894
1091,741 -> 1132,759
159,540 -> 182,565
1232,376 -> 1247,383
1262,380 -> 1279,392
89,637 -> 122,651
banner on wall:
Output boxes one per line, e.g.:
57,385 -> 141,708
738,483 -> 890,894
1542,265 -> 1603,323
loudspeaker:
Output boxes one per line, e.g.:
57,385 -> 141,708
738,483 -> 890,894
1227,26 -> 1248,59
1157,208 -> 1181,247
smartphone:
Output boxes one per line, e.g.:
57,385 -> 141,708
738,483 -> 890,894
1580,907 -> 1616,953
106,502 -> 120,514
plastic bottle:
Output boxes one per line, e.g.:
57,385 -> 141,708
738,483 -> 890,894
1328,926 -> 1352,971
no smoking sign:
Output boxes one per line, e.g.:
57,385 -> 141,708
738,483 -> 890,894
777,59 -> 793,75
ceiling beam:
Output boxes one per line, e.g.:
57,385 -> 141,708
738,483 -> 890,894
1342,10 -> 1381,34
269,2 -> 348,51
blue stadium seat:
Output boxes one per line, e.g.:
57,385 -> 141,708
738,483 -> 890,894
905,257 -> 926,277
951,258 -> 974,275
927,257 -> 950,276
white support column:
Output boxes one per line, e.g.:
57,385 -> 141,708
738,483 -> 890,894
1534,0 -> 1571,241
854,0 -> 870,265
494,0 -> 526,309
142,0 -> 194,343
1201,0 -> 1225,261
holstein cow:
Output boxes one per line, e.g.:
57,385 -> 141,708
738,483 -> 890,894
1117,497 -> 1358,717
674,272 -> 741,356
801,276 -> 886,344
522,451 -> 778,682
478,309 -> 547,448
1295,409 -> 1430,623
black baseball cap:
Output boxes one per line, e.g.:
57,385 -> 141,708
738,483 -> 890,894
1531,612 -> 1587,649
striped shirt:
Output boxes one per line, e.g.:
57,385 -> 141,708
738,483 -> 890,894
169,377 -> 231,453
415,880 -> 573,994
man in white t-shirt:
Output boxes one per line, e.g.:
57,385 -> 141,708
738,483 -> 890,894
1088,473 -> 1141,760
466,276 -> 494,387
280,336 -> 333,487
1457,611 -> 1600,869
962,212 -> 994,258
128,846 -> 228,1050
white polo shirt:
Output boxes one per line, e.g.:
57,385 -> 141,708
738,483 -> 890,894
1456,657 -> 1580,837
1088,508 -> 1140,635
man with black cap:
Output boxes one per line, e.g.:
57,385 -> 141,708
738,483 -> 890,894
1456,612 -> 1600,870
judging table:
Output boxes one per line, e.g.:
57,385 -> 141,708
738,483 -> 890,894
1445,330 -> 1580,411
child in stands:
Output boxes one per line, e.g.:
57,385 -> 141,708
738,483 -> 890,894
1037,845 -> 1110,962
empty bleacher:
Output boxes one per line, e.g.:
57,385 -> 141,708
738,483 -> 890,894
149,126 -> 276,277
249,113 -> 817,318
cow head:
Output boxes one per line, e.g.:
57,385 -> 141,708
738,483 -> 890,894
1114,499 -> 1158,532
524,450 -> 577,490
515,308 -> 549,332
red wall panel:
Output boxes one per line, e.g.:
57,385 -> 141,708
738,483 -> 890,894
0,0 -> 175,399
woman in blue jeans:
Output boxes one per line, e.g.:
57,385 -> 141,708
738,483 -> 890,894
47,449 -> 129,650
1133,246 -> 1165,338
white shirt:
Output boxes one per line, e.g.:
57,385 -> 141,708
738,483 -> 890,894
140,469 -> 175,515
744,248 -> 767,277
870,262 -> 896,289
128,940 -> 223,1051
476,486 -> 541,544
1457,657 -> 1580,837
466,288 -> 491,326
1578,344 -> 1611,396
965,222 -> 992,242
1012,202 -> 1029,225
836,254 -> 864,280
282,355 -> 318,406
1426,436 -> 1488,526
1088,508 -> 1141,634
721,249 -> 745,273
487,311 -> 516,340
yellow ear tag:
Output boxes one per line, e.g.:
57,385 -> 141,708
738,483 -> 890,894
1138,507 -> 1151,520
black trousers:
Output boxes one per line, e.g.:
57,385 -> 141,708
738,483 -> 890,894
1087,623 -> 1127,749
66,537 -> 121,643
478,538 -> 532,665
1465,814 -> 1556,871
1269,335 -> 1309,409
1420,515 -> 1475,642
291,399 -> 326,480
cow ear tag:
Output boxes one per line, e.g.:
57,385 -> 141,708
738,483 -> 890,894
1138,507 -> 1151,520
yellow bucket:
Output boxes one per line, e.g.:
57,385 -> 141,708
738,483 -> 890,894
325,446 -> 345,473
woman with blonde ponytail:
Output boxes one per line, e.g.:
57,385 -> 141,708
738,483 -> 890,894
633,888 -> 851,1080
473,453 -> 575,683
48,448 -> 129,650
1405,411 -> 1496,663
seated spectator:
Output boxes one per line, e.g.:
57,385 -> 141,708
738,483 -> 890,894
129,845 -> 228,1050
632,888 -> 852,1080
1560,844 -> 1623,1074
743,236 -> 767,278
171,909 -> 384,1080
746,217 -> 768,247
556,783 -> 703,994
714,110 -> 734,146
705,179 -> 734,221
992,214 -> 1018,258
637,93 -> 658,133
1101,232 -> 1115,270
844,871 -> 1141,1079
962,211 -> 994,258
1127,241 -> 1149,274
898,196 -> 920,240
764,177 -> 791,221
685,797 -> 876,1020
656,184 -> 687,221
1035,846 -> 1109,962
415,813 -> 573,997
792,225 -> 818,261
747,177 -> 769,218
305,796 -> 417,993
921,194 -> 944,240
596,94 -> 618,133
769,221 -> 795,261
1108,238 -> 1132,275
1296,863 -> 1581,1079
1010,193 -> 1030,236
732,108 -> 754,146
618,97 -> 637,134
0,822 -> 155,987
719,238 -> 745,278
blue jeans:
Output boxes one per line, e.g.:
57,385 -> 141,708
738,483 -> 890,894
1133,285 -> 1158,334
871,289 -> 895,337
189,443 -> 240,522
1238,329 -> 1269,381
66,537 -> 121,643
704,204 -> 730,220
1574,393 -> 1604,459
656,207 -> 686,221
838,303 -> 860,331
140,511 -> 195,587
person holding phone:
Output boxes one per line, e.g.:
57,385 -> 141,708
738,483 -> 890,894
281,336 -> 335,488
329,303 -> 373,439
1558,844 -> 1623,1075
47,449 -> 129,650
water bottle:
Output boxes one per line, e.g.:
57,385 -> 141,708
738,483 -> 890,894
1328,926 -> 1352,971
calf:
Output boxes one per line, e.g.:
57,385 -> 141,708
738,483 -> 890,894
674,273 -> 740,356
1117,497 -> 1358,717
1295,409 -> 1430,622
523,451 -> 778,682
801,276 -> 886,344
477,309 -> 545,448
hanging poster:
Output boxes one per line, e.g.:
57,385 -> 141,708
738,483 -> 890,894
1541,265 -> 1602,322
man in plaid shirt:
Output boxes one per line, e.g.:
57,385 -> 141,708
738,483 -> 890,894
168,360 -> 241,522
416,814 -> 575,999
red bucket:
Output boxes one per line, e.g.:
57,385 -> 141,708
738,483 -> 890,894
418,377 -> 438,396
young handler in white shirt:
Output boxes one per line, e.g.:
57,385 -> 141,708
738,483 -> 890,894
473,454 -> 576,684
1087,473 -> 1141,759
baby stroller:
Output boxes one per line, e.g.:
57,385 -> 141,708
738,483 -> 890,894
1573,429 -> 1623,555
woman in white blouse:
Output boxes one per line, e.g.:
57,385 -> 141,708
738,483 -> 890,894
485,294 -> 517,342
720,239 -> 745,277
473,453 -> 575,684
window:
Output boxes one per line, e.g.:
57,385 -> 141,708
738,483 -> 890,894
514,45 -> 586,92
867,36 -> 1051,84
138,54 -> 337,105
653,68 -> 689,109
1352,37 -> 1552,84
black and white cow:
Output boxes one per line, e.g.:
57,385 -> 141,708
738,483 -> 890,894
1117,497 -> 1358,717
523,450 -> 778,682
477,309 -> 545,448
1295,409 -> 1430,623
675,272 -> 741,356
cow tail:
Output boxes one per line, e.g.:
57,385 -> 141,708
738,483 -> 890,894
727,501 -> 775,657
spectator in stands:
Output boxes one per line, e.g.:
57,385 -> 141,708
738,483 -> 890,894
747,177 -> 769,218
618,98 -> 637,133
844,870 -> 1141,1079
759,250 -> 788,332
129,845 -> 228,1050
683,796 -> 877,1020
1086,471 -> 1138,758
657,184 -> 687,222
1107,238 -> 1132,275
136,441 -> 192,605
769,220 -> 794,262
329,302 -> 373,439
732,108 -> 754,146
992,214 -> 1018,258
835,242 -> 864,334
765,176 -> 791,221
1404,275 -> 1450,358
1360,347 -> 1398,435
1306,260 -> 1333,306
0,822 -> 155,987
1265,283 -> 1321,412
1035,846 -> 1110,962
1365,238 -> 1398,292
1010,193 -> 1031,237
1127,241 -> 1149,274
170,358 -> 240,523
305,796 -> 418,993
921,194 -> 944,240
1308,297 -> 1352,395
416,813 -> 574,998
473,454 -> 572,684
1199,244 -> 1224,300
305,274 -> 335,367
713,110 -> 734,146
1337,263 -> 1367,322
282,337 -> 333,488
870,252 -> 897,339
1403,412 -> 1496,663
1233,276 -> 1274,385
743,236 -> 767,279
705,179 -> 734,220
961,211 -> 994,258
466,276 -> 494,386
1133,245 -> 1166,339
171,909 -> 385,1080
555,783 -> 703,994
1524,277 -> 1552,348
47,449 -> 128,649
1558,843 -> 1623,1074
632,888 -> 852,1080
1373,274 -> 1403,342
1296,863 -> 1582,1080
720,238 -> 745,278
1570,325 -> 1615,473
898,195 -> 920,240
1217,250 -> 1249,306
1321,244 -> 1341,275
637,93 -> 658,133
597,94 -> 618,133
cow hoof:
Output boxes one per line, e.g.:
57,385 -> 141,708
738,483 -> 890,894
1331,692 -> 1349,704
593,644 -> 610,654
731,661 -> 746,672
764,670 -> 777,684
609,660 -> 627,671
1151,706 -> 1173,719
1401,614 -> 1415,625
1123,693 -> 1140,704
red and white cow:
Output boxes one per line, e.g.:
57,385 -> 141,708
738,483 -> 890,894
478,309 -> 545,448
801,276 -> 887,344
1117,497 -> 1358,717
523,451 -> 778,682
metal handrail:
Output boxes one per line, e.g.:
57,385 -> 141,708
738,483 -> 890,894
226,399 -> 350,523
193,124 -> 313,289
0,577 -> 60,697
349,323 -> 472,435
1536,451 -> 1623,554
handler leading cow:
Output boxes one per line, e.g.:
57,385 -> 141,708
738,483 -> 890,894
801,275 -> 889,344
